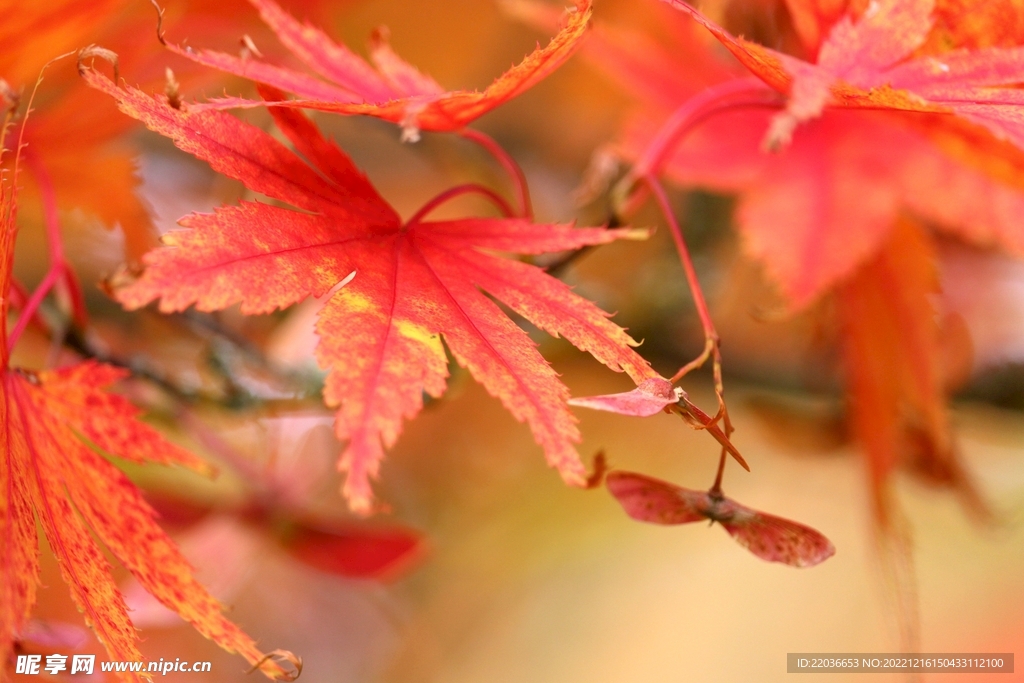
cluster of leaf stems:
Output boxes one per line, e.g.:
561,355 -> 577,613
606,78 -> 786,495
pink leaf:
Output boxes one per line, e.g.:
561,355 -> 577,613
568,377 -> 679,417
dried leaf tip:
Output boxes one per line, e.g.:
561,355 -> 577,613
241,34 -> 264,59
165,68 -> 182,109
150,0 -> 167,45
77,45 -> 119,83
247,649 -> 303,681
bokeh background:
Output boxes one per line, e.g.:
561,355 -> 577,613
8,0 -> 1023,681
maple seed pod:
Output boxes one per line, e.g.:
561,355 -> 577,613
606,471 -> 836,568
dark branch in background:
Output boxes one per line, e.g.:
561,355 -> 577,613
541,244 -> 595,279
529,212 -> 626,279
57,307 -> 321,410
177,309 -> 275,368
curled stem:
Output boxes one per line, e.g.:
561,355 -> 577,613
598,82 -> 782,488
618,78 -> 780,197
5,54 -> 85,360
646,173 -> 736,486
149,0 -> 167,46
246,649 -> 303,682
460,127 -> 532,219
406,182 -> 516,226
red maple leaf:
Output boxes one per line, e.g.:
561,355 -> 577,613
134,413 -> 426,583
157,0 -> 592,140
667,0 -> 1024,161
82,67 -> 656,513
587,1 -> 1024,308
0,154 -> 294,680
605,470 -> 835,567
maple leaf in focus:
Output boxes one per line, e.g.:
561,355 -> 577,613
83,68 -> 656,513
606,470 -> 835,567
0,147 -> 295,681
158,0 -> 592,140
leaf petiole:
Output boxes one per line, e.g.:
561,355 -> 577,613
645,173 -> 738,488
4,53 -> 87,360
7,151 -> 88,351
460,127 -> 533,218
616,77 -> 781,203
669,392 -> 748,472
405,182 -> 517,225
644,175 -> 728,422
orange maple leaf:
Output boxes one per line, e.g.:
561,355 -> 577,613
838,218 -> 987,523
777,0 -> 1024,56
83,68 -> 656,513
156,0 -> 592,140
595,1 -> 1024,308
0,0 -> 163,260
1,144 -> 294,681
1,0 -> 352,263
